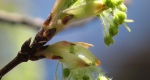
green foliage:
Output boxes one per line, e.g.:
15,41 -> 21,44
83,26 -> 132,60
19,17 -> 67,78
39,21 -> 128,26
0,0 -> 133,80
36,41 -> 100,68
109,24 -> 119,37
36,40 -> 110,80
104,0 -> 123,8
104,35 -> 114,46
113,11 -> 127,25
59,0 -> 133,46
65,0 -> 78,8
118,3 -> 127,12
62,0 -> 105,21
98,0 -> 133,46
62,65 -> 110,80
63,68 -> 70,78
40,0 -> 133,79
82,75 -> 90,80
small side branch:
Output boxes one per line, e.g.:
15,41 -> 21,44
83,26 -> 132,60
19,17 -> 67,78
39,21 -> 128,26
0,10 -> 43,30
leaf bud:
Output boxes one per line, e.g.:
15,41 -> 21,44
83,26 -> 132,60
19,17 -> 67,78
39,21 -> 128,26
104,35 -> 114,46
118,4 -> 127,12
109,24 -> 119,37
113,11 -> 126,25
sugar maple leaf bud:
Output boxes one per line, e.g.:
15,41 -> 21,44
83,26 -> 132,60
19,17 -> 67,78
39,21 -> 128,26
99,0 -> 132,46
105,0 -> 123,8
62,1 -> 106,22
109,24 -> 119,37
115,0 -> 123,6
113,11 -> 126,25
36,41 -> 100,68
118,3 -> 127,12
104,35 -> 114,46
64,65 -> 105,80
117,11 -> 126,24
105,0 -> 116,8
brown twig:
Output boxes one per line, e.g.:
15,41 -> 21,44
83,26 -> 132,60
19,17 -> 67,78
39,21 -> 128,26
0,10 -> 43,30
0,0 -> 96,78
0,0 -> 66,79
0,38 -> 31,79
0,52 -> 29,78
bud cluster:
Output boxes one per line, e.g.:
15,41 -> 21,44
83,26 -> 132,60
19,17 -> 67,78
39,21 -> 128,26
36,0 -> 133,80
60,0 -> 133,46
36,41 -> 109,80
62,65 -> 110,80
99,0 -> 133,46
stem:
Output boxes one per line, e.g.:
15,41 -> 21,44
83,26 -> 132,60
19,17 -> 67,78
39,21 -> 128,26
55,62 -> 60,80
0,0 -> 72,79
0,52 -> 29,80
123,22 -> 131,32
100,15 -> 108,35
42,0 -> 69,39
61,63 -> 64,80
0,10 -> 42,30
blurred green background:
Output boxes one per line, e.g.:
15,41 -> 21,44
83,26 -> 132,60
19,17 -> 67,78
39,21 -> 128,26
0,0 -> 45,80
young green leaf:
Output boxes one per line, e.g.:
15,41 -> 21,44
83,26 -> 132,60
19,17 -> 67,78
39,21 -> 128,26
36,41 -> 100,68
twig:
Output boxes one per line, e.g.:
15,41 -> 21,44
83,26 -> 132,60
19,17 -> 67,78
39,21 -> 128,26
0,10 -> 43,30
0,38 -> 31,79
0,0 -> 68,79
0,0 -> 132,79
0,52 -> 29,78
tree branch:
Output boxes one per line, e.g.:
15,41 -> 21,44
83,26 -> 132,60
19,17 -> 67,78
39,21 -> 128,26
0,10 -> 43,30
0,0 -> 65,79
0,52 -> 29,78
0,0 -> 132,79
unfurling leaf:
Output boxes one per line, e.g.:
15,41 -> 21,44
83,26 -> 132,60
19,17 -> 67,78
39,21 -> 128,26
36,41 -> 100,68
